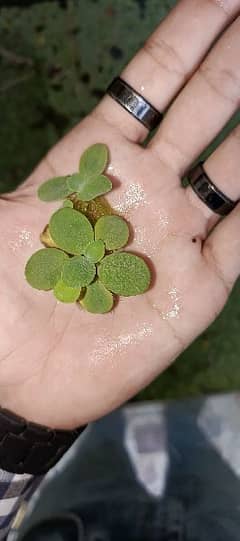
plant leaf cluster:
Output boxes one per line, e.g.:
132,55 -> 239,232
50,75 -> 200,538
38,143 -> 112,203
25,143 -> 151,314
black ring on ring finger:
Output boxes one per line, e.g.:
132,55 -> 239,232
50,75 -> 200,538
188,162 -> 237,216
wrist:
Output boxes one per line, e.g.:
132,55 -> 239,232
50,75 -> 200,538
0,407 -> 86,475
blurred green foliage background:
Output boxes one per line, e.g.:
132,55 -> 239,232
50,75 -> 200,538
0,0 -> 240,400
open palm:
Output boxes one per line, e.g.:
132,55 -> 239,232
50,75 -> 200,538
0,1 -> 239,429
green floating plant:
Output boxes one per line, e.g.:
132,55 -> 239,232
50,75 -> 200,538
38,143 -> 112,203
98,252 -> 151,296
79,142 -> 108,178
68,172 -> 112,202
68,144 -> 111,201
38,176 -> 72,202
25,143 -> 152,314
25,248 -> 68,290
49,207 -> 94,255
54,279 -> 81,303
84,240 -> 105,264
63,199 -> 74,208
80,279 -> 113,314
95,215 -> 129,250
62,255 -> 96,288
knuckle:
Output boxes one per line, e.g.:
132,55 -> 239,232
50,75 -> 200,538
199,63 -> 240,106
152,133 -> 191,174
143,36 -> 187,80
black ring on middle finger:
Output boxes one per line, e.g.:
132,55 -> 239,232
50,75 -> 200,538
107,77 -> 163,131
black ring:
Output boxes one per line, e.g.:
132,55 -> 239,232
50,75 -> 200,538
188,162 -> 237,216
107,77 -> 163,131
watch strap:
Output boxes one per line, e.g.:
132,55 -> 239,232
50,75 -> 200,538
0,408 -> 86,475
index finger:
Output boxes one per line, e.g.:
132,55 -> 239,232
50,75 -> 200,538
22,0 -> 240,191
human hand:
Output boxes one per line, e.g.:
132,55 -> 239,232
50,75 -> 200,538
0,0 -> 239,429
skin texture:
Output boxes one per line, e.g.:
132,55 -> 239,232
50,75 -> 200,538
0,0 -> 240,429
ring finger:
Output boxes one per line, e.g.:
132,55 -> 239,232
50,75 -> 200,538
186,123 -> 240,231
150,15 -> 240,174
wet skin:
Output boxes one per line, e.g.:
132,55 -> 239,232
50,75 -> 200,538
0,113 -> 235,429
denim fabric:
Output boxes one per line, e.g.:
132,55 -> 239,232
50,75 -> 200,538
16,396 -> 240,541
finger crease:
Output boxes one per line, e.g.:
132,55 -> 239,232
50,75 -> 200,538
146,294 -> 186,351
144,37 -> 187,80
45,155 -> 59,177
151,134 -> 190,175
91,108 -> 141,144
156,304 -> 186,351
204,241 -> 231,298
147,144 -> 178,176
199,65 -> 240,106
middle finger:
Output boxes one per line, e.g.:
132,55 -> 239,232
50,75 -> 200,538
96,0 -> 240,143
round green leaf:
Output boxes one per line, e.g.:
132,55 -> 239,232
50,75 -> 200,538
62,255 -> 96,288
98,252 -> 151,296
67,172 -> 84,193
80,143 -> 108,179
95,215 -> 129,250
80,279 -> 113,314
68,173 -> 112,202
84,240 -> 105,263
63,199 -> 73,208
53,279 -> 81,303
38,176 -> 72,202
25,248 -> 68,290
49,208 -> 94,255
77,175 -> 112,202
